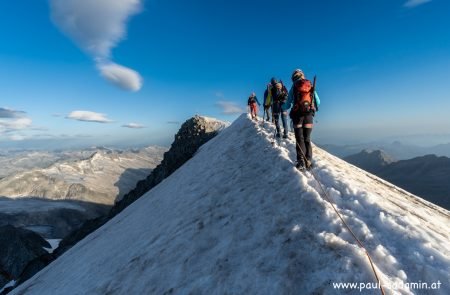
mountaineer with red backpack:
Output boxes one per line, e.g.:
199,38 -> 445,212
247,92 -> 261,120
285,69 -> 321,170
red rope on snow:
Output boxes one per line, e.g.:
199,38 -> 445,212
295,142 -> 386,295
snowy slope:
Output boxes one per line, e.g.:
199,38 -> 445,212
12,115 -> 449,295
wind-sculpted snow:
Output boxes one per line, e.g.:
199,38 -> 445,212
12,115 -> 450,294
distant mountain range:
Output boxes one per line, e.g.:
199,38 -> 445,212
344,149 -> 394,173
321,141 -> 450,160
0,150 -> 96,179
0,146 -> 166,205
344,150 -> 450,210
0,147 -> 166,238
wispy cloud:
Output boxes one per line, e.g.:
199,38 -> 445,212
0,107 -> 26,118
50,0 -> 143,91
404,0 -> 432,8
0,107 -> 32,133
216,101 -> 245,115
66,110 -> 113,123
0,107 -> 34,141
4,117 -> 33,130
167,121 -> 180,125
122,122 -> 145,129
9,134 -> 27,141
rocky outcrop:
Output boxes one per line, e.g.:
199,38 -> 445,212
110,116 -> 227,216
53,116 -> 227,257
0,225 -> 52,292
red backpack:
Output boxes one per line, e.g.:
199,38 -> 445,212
294,79 -> 314,113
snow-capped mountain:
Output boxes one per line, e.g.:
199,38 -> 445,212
0,150 -> 97,179
12,115 -> 449,294
0,147 -> 166,205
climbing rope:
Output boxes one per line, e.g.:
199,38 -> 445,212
294,141 -> 386,295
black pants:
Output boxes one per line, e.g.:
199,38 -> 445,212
272,102 -> 288,136
292,113 -> 314,163
264,106 -> 271,121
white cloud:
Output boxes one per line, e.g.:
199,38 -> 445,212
404,0 -> 432,8
0,117 -> 32,132
50,0 -> 144,91
122,123 -> 145,129
9,134 -> 26,141
98,62 -> 143,92
66,111 -> 113,123
216,101 -> 245,115
0,108 -> 33,140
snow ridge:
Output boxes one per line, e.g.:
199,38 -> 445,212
12,114 -> 450,295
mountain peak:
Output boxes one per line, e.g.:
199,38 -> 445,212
345,149 -> 394,173
12,114 -> 450,294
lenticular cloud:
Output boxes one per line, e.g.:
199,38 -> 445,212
50,0 -> 143,91
97,62 -> 143,92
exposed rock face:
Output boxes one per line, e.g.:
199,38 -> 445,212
0,225 -> 51,291
53,116 -> 227,257
110,116 -> 227,216
0,276 -> 9,293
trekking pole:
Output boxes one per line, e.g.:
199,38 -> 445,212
260,109 -> 265,127
271,127 -> 277,146
312,75 -> 318,112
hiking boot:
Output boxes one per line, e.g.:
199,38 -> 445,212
276,133 -> 281,138
305,159 -> 313,170
283,134 -> 288,139
295,161 -> 305,171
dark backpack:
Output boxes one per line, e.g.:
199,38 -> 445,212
274,83 -> 288,103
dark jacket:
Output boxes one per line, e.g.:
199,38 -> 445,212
247,96 -> 261,106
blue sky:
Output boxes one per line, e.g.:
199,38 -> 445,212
0,0 -> 449,148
